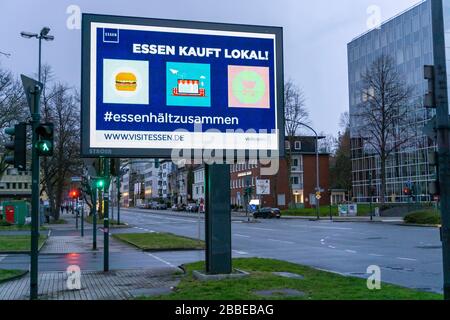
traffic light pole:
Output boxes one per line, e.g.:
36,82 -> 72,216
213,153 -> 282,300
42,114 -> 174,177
30,84 -> 41,300
117,176 -> 121,225
431,0 -> 450,300
92,187 -> 97,250
103,158 -> 110,272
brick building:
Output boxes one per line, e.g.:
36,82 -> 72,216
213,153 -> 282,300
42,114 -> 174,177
230,137 -> 330,209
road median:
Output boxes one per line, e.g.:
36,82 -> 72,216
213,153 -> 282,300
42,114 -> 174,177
112,232 -> 205,252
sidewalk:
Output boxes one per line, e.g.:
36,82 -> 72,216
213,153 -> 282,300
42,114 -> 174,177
0,268 -> 180,300
0,211 -> 182,300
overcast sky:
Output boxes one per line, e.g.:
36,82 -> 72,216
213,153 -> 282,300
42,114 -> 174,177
0,0 -> 421,137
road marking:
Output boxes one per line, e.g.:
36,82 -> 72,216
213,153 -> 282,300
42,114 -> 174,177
249,227 -> 276,232
369,254 -> 384,257
397,257 -> 417,262
234,234 -> 251,238
0,255 -> 7,263
268,239 -> 295,245
345,250 -> 357,254
146,253 -> 176,268
232,250 -> 249,255
312,226 -> 352,231
328,246 -> 336,249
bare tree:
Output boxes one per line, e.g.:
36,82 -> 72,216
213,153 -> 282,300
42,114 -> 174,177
284,79 -> 309,207
330,112 -> 352,193
39,66 -> 83,220
354,55 -> 415,204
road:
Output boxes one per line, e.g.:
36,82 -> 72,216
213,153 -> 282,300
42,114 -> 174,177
117,208 -> 444,293
0,207 -> 443,294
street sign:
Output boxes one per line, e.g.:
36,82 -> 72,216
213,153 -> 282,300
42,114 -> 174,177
81,14 -> 284,159
256,179 -> 270,195
71,177 -> 82,182
20,75 -> 43,114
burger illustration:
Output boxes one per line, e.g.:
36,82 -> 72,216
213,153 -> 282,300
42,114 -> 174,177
115,72 -> 137,92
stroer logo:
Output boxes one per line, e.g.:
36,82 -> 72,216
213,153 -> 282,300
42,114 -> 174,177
103,28 -> 119,43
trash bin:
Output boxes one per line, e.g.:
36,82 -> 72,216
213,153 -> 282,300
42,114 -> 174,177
2,201 -> 30,225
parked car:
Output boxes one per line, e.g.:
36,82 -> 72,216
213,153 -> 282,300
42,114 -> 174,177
186,203 -> 199,213
253,207 -> 281,219
156,203 -> 167,210
172,204 -> 186,211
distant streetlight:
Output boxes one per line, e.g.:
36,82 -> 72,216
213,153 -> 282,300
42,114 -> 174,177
20,27 -> 55,82
286,120 -> 321,220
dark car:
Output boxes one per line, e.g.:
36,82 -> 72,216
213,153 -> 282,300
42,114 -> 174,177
172,204 -> 186,211
253,207 -> 281,219
186,203 -> 199,213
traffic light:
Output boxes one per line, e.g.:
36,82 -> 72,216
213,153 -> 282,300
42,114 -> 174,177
35,123 -> 54,157
3,123 -> 27,171
428,151 -> 440,196
69,188 -> 80,199
96,178 -> 105,189
110,158 -> 120,176
403,187 -> 412,196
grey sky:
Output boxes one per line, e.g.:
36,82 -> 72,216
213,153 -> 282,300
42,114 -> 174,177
0,0 -> 420,137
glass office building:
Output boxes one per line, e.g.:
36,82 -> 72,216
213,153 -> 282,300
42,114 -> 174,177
348,0 -> 449,203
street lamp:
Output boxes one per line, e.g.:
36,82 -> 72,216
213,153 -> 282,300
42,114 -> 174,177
20,27 -> 54,82
286,120 -> 321,220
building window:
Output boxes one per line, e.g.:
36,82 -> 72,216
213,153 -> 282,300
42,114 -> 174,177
295,141 -> 302,150
291,177 -> 299,185
285,141 -> 290,150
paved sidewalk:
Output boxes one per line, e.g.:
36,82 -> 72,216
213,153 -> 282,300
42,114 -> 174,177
0,268 -> 181,300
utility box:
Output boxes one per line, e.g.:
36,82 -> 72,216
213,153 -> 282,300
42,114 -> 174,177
2,201 -> 30,225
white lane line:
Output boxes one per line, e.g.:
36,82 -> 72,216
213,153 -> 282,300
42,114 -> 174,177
397,257 -> 417,262
234,234 -> 251,238
0,255 -> 7,263
162,217 -> 196,223
328,246 -> 336,249
268,239 -> 295,245
232,250 -> 249,255
369,254 -> 384,257
312,226 -> 352,231
147,253 -> 176,268
248,227 -> 276,232
345,250 -> 357,254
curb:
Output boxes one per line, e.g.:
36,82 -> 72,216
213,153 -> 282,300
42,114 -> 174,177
0,270 -> 29,285
112,234 -> 205,252
0,230 -> 50,254
395,223 -> 440,228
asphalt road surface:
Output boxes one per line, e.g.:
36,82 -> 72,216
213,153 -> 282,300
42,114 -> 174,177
117,208 -> 444,293
0,207 -> 443,294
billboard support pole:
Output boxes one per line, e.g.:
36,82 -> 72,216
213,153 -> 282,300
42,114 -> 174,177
30,84 -> 41,301
205,164 -> 232,274
103,158 -> 110,272
431,0 -> 450,300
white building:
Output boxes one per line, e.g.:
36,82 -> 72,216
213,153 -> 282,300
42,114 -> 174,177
192,166 -> 205,202
0,168 -> 32,200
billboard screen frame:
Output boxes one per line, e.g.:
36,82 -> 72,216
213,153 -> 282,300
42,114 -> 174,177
81,13 -> 285,159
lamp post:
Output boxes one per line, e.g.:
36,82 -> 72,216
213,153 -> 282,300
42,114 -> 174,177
20,27 -> 54,83
286,120 -> 321,220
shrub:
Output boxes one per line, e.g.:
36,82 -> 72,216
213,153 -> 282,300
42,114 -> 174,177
404,211 -> 441,225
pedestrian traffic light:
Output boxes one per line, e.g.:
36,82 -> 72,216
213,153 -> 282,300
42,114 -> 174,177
3,123 -> 27,171
35,123 -> 54,157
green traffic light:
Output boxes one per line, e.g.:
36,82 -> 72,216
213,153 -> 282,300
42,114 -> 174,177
96,179 -> 105,189
36,140 -> 53,156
